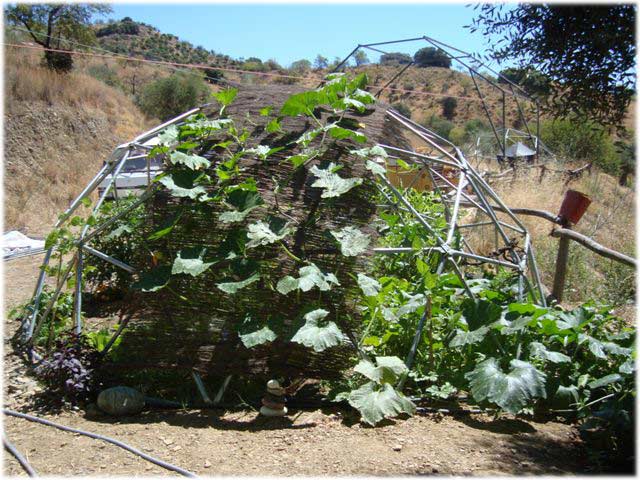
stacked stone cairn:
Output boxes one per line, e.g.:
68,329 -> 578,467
259,379 -> 287,417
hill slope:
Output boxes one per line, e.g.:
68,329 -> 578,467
4,47 -> 150,235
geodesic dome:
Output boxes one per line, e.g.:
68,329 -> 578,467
21,77 -> 545,400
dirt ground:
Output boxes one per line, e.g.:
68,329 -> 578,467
3,255 -> 590,476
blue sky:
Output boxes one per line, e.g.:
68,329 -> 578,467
107,3 -> 503,68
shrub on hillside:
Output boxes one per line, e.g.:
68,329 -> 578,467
441,96 -> 457,120
87,64 -> 123,90
539,118 -> 619,174
391,102 -> 412,119
422,114 -> 454,140
379,52 -> 412,66
136,72 -> 209,121
413,47 -> 451,68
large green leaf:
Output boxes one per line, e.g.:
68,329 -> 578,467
461,298 -> 503,330
449,326 -> 490,347
171,247 -> 214,277
212,87 -> 238,107
529,342 -> 571,363
246,216 -> 293,248
297,264 -> 339,291
357,273 -> 381,297
291,309 -> 345,352
169,151 -> 210,170
310,162 -> 363,198
465,358 -> 547,414
588,373 -> 622,389
157,125 -> 179,145
354,356 -> 408,385
326,125 -> 367,143
239,326 -> 277,348
219,190 -> 264,224
280,90 -> 326,117
216,272 -> 260,294
131,266 -> 172,292
578,334 -> 607,359
147,210 -> 183,241
331,226 -> 371,256
159,170 -> 207,200
551,384 -> 580,409
348,382 -> 416,426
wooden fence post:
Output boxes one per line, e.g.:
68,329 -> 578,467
552,226 -> 571,302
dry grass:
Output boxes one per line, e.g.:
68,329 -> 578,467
486,161 -> 636,310
4,47 -> 151,235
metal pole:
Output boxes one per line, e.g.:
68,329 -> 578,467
74,248 -> 84,335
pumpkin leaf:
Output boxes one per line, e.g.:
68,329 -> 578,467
465,358 -> 547,414
331,226 -> 371,256
246,216 -> 293,248
588,373 -> 622,389
131,266 -> 172,292
291,308 -> 345,352
169,151 -> 210,170
348,382 -> 416,426
310,162 -> 362,198
357,273 -> 381,297
239,326 -> 277,348
157,125 -> 179,145
216,272 -> 260,294
219,190 -> 264,224
147,210 -> 183,241
354,356 -> 408,385
159,170 -> 208,200
529,342 -> 571,363
450,326 -> 490,347
171,247 -> 214,277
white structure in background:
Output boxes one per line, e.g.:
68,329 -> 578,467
2,231 -> 45,260
97,137 -> 164,199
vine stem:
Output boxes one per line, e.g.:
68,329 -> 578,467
279,241 -> 303,263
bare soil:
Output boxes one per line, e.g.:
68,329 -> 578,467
2,255 -> 593,476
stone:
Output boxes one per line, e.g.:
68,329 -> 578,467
204,460 -> 211,468
392,445 -> 402,452
260,405 -> 288,417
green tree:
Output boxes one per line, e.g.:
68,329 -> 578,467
5,3 -> 112,72
470,4 -> 636,126
441,97 -> 457,120
290,59 -> 311,74
539,118 -> 619,174
379,52 -> 412,66
137,72 -> 209,121
413,47 -> 451,68
354,50 -> 369,66
498,67 -> 550,98
314,54 -> 328,70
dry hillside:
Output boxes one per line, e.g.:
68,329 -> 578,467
4,47 -> 151,236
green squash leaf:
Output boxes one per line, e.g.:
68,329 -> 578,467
169,151 -> 210,170
588,373 -> 622,389
529,342 -> 571,363
326,125 -> 367,143
239,326 -> 277,348
348,382 -> 416,426
280,90 -> 326,117
147,210 -> 183,241
331,226 -> 371,256
216,272 -> 260,294
157,125 -> 179,145
357,273 -> 381,297
171,247 -> 214,277
212,87 -> 238,107
450,326 -> 490,347
159,170 -> 207,200
465,358 -> 547,414
246,216 -> 293,248
219,190 -> 264,224
310,162 -> 362,198
291,308 -> 345,352
131,266 -> 172,292
354,356 -> 408,385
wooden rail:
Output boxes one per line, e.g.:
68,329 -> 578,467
458,200 -> 636,269
551,227 -> 636,268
